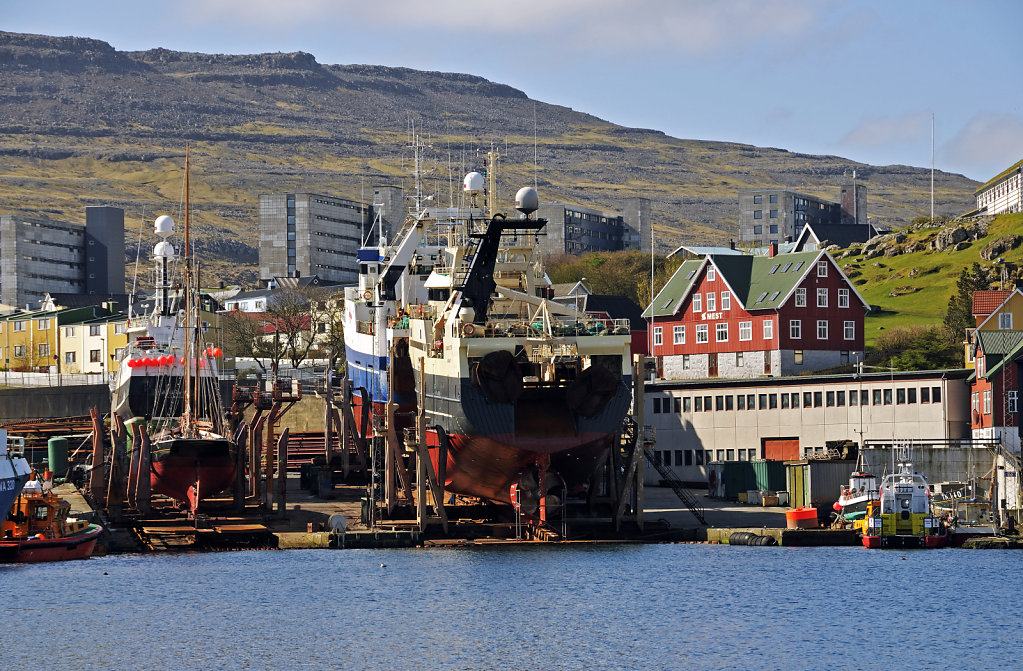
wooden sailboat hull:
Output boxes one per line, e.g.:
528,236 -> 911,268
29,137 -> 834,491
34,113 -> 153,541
151,437 -> 236,511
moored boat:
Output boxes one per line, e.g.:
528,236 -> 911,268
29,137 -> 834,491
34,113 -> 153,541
860,460 -> 947,549
1,478 -> 102,563
1,430 -> 32,521
341,148 -> 633,519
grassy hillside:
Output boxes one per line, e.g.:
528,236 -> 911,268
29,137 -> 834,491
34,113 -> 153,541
839,213 -> 1023,347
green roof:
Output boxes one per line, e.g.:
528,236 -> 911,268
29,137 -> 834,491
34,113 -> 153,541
975,330 -> 1023,379
643,250 -> 828,318
977,158 -> 1023,194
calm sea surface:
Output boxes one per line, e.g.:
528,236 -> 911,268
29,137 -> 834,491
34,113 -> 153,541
0,544 -> 1016,670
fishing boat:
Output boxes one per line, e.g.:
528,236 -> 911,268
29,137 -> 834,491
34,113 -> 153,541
111,148 -> 236,514
1,430 -> 32,520
342,148 -> 633,518
1,477 -> 102,563
860,459 -> 947,549
833,466 -> 879,526
931,482 -> 998,547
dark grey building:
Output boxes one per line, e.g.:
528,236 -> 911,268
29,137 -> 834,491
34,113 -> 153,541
738,184 -> 866,248
538,196 -> 651,256
0,207 -> 125,309
258,188 -> 404,284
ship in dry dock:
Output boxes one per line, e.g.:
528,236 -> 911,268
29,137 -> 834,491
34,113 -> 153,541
341,151 -> 634,519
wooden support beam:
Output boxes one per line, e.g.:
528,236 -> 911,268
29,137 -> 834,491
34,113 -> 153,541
105,415 -> 125,521
264,402 -> 281,510
276,428 -> 289,517
136,423 -> 151,516
87,407 -> 107,504
233,423 -> 249,509
250,414 -> 266,506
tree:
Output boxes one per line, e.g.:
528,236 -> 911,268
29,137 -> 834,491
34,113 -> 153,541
308,289 -> 347,375
943,262 -> 989,341
875,325 -> 962,371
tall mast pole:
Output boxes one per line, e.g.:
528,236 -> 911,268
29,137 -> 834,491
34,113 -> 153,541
183,145 -> 192,436
930,113 -> 935,221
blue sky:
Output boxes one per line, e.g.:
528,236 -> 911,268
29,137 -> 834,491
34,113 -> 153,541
3,0 -> 1021,182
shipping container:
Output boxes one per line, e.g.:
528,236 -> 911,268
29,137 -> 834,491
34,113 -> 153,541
709,461 -> 756,499
752,460 -> 787,491
785,460 -> 857,508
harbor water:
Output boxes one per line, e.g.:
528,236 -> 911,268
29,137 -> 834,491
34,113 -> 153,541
1,544 -> 1017,670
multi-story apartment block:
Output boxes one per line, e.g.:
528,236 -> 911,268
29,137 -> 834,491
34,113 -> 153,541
0,304 -> 124,373
643,248 -> 867,379
258,187 -> 403,285
738,184 -> 866,248
0,206 -> 125,309
537,197 -> 650,256
976,159 -> 1023,215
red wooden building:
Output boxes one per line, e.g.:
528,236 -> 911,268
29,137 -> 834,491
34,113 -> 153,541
643,248 -> 867,379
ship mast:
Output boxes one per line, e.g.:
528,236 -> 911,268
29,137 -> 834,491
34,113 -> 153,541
182,145 -> 193,437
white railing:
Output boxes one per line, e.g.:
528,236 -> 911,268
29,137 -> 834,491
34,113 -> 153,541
0,371 -> 110,387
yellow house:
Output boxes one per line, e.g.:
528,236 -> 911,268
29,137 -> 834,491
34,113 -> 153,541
0,310 -> 58,372
59,315 -> 129,375
0,306 -> 127,374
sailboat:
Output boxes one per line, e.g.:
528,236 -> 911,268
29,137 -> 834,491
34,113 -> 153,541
111,148 -> 236,514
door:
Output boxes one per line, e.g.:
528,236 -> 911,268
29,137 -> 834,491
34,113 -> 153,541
762,437 -> 800,461
708,352 -> 718,378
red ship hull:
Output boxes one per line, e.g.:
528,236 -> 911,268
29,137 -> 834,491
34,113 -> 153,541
150,437 -> 236,511
860,534 -> 947,549
0,524 -> 102,563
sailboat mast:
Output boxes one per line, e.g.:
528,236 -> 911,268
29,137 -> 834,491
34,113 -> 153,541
183,145 -> 193,436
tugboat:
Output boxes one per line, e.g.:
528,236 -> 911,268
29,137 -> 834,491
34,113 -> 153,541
341,148 -> 633,518
1,475 -> 102,563
860,458 -> 947,549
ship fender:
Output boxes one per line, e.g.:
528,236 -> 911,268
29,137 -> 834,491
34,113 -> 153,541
565,364 -> 619,417
474,350 -> 523,404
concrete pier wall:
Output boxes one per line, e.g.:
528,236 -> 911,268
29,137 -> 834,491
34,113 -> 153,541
0,384 -> 108,421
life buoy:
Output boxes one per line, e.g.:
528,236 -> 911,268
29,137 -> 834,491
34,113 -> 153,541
363,290 -> 373,301
461,323 -> 475,337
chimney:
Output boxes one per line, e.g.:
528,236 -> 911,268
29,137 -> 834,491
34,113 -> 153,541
729,239 -> 736,250
769,242 -> 778,258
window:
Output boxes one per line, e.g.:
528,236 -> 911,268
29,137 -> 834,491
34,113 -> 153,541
884,389 -> 893,405
791,392 -> 800,408
707,267 -> 716,281
13,321 -> 25,332
827,391 -> 835,407
684,450 -> 693,466
37,318 -> 50,330
1000,313 -> 1013,329
984,389 -> 992,415
921,387 -> 931,403
695,450 -> 704,465
795,288 -> 806,307
753,195 -> 762,204
769,194 -> 778,204
64,351 -> 75,364
114,347 -> 124,361
693,294 -> 702,313
725,395 -> 734,410
757,292 -> 768,303
737,394 -> 746,410
746,394 -> 755,409
653,398 -> 662,414
932,386 -> 942,403
90,349 -> 102,363
838,288 -> 850,308
1010,390 -> 1018,413
759,394 -> 767,410
716,396 -> 724,411
861,390 -> 870,405
705,396 -> 712,411
706,293 -> 716,312
781,393 -> 790,409
673,325 -> 685,345
716,323 -> 728,342
790,320 -> 802,339
653,327 -> 662,346
721,292 -> 730,311
114,322 -> 127,335
813,391 -> 822,407
696,324 -> 709,343
803,392 -> 812,408
754,210 -> 763,219
769,225 -> 778,234
89,324 -> 101,336
739,321 -> 752,341
763,320 -> 773,340
817,320 -> 828,340
12,345 -> 25,358
683,397 -> 692,412
675,451 -> 685,466
64,327 -> 76,338
694,396 -> 703,412
850,390 -> 858,406
897,388 -> 906,404
817,260 -> 828,277
770,264 -> 781,275
736,351 -> 744,367
38,343 -> 49,358
837,391 -> 846,406
769,394 -> 778,409
754,225 -> 763,235
873,389 -> 882,405
794,349 -> 804,364
682,354 -> 691,370
844,321 -> 855,340
770,209 -> 778,218
817,288 -> 828,307
908,388 -> 917,404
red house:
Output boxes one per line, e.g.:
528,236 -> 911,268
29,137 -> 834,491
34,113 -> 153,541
643,249 -> 867,379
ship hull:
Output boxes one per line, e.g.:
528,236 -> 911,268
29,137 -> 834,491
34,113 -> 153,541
150,437 -> 236,511
0,524 -> 102,563
861,533 -> 947,549
1,474 -> 30,521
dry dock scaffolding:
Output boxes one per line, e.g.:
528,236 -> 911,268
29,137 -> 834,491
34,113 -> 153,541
332,355 -> 706,542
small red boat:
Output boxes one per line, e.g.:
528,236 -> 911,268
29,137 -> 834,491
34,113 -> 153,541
1,481 -> 102,563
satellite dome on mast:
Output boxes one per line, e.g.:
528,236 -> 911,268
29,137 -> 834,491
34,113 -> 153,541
154,215 -> 175,237
463,172 -> 484,194
515,187 -> 538,216
153,240 -> 176,260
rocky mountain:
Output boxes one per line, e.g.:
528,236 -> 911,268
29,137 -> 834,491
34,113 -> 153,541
0,30 -> 979,286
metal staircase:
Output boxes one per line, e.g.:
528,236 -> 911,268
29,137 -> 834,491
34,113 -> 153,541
643,447 -> 707,525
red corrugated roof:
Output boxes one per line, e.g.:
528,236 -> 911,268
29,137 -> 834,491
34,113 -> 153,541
973,290 -> 1012,316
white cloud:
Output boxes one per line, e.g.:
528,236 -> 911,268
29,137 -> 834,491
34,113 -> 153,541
838,112 -> 932,148
943,113 -> 1023,178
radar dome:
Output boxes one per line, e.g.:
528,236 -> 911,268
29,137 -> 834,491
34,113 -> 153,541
514,187 -> 538,215
154,215 -> 175,236
463,172 -> 485,193
153,240 -> 176,260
